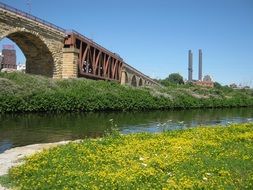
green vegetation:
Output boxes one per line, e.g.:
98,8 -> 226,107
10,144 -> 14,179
160,73 -> 185,86
0,72 -> 252,113
2,123 -> 253,189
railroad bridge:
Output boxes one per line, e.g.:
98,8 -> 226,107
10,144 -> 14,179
0,2 -> 158,87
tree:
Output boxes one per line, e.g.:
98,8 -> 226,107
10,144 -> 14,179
214,82 -> 222,88
159,73 -> 185,86
165,73 -> 184,85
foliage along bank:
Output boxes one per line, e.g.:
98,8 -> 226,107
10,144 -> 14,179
0,72 -> 253,113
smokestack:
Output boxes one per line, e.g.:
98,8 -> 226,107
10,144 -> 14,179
198,49 -> 202,81
188,50 -> 193,81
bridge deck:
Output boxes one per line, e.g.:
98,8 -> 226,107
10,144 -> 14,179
64,31 -> 123,82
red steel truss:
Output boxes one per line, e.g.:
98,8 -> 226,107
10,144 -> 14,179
64,30 -> 123,82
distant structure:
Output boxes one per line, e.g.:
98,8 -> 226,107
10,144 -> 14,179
203,75 -> 212,82
198,49 -> 202,81
17,63 -> 26,72
187,49 -> 214,88
1,45 -> 17,70
188,50 -> 193,81
197,74 -> 214,88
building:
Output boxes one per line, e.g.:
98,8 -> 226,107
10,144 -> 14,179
17,63 -> 26,72
187,49 -> 214,88
1,45 -> 17,70
193,81 -> 214,88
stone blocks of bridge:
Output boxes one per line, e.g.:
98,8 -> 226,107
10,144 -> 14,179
62,48 -> 79,78
120,69 -> 154,87
0,8 -> 65,78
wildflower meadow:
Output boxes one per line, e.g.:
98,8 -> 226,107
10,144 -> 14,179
2,123 -> 252,189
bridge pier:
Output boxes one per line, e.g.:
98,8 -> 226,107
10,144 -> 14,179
62,47 -> 79,79
120,71 -> 128,85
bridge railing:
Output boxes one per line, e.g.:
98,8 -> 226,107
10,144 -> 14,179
0,2 -> 65,33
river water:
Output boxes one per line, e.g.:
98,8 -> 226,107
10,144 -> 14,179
0,107 -> 252,153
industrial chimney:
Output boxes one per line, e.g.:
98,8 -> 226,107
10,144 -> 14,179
198,49 -> 202,81
188,50 -> 193,81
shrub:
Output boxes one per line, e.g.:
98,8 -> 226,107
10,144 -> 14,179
0,72 -> 252,113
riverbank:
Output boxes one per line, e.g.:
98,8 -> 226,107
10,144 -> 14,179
0,140 -> 81,176
1,123 -> 252,189
0,72 -> 253,113
0,140 -> 81,190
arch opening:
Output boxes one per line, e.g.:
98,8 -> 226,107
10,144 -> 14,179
1,31 -> 54,77
0,38 -> 25,72
121,71 -> 128,85
139,78 -> 143,86
131,75 -> 137,87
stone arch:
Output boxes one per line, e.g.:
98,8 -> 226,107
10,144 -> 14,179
1,30 -> 55,77
139,78 -> 143,86
131,75 -> 137,87
120,71 -> 128,85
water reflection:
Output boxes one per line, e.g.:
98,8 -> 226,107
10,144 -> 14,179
0,107 -> 252,153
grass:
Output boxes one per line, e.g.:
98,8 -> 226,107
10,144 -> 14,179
0,72 -> 252,113
0,175 -> 12,189
2,123 -> 253,189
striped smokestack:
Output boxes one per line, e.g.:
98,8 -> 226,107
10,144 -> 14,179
198,49 -> 202,81
188,50 -> 193,81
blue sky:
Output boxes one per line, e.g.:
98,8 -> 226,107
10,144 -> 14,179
0,0 -> 253,86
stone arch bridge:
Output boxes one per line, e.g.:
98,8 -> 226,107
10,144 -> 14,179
0,2 -> 158,87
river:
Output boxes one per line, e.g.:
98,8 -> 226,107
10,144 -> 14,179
0,107 -> 252,153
